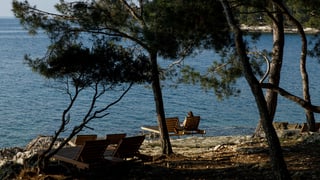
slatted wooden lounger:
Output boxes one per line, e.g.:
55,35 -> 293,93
68,134 -> 98,146
106,133 -> 127,151
141,117 -> 181,136
175,116 -> 206,135
106,133 -> 127,145
53,139 -> 109,169
105,135 -> 150,161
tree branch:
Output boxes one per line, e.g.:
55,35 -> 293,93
261,83 -> 320,113
248,51 -> 271,83
119,0 -> 146,27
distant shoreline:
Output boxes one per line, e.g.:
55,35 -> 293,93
241,24 -> 320,34
1,18 -> 318,34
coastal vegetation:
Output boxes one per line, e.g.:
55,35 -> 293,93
7,0 -> 320,179
238,0 -> 320,29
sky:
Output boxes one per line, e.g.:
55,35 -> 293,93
0,1 -> 61,17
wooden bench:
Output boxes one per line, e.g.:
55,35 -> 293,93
141,117 -> 181,136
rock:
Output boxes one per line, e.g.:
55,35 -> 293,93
0,135 -> 65,168
301,132 -> 320,143
213,145 -> 222,151
277,129 -> 300,138
0,135 -> 68,179
273,122 -> 289,130
25,135 -> 64,152
12,151 -> 34,165
0,147 -> 24,160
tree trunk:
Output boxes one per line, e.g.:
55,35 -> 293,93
150,52 -> 173,155
220,1 -> 291,179
272,0 -> 316,131
301,48 -> 316,131
254,3 -> 284,137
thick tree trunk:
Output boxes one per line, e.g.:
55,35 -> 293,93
150,52 -> 173,155
254,4 -> 284,137
220,1 -> 291,179
266,4 -> 284,122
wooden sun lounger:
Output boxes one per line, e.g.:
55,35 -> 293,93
106,133 -> 127,151
53,139 -> 109,169
105,135 -> 149,161
175,116 -> 206,135
106,133 -> 127,145
68,134 -> 97,146
141,117 -> 182,136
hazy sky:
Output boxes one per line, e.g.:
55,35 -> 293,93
0,1 -> 61,17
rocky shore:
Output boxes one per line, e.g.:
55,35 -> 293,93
1,128 -> 320,179
0,135 -> 67,179
241,24 -> 320,34
0,136 -> 65,167
141,129 -> 320,156
0,134 -> 257,168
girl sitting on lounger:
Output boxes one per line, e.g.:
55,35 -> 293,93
181,111 -> 193,127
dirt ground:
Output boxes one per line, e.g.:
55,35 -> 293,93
16,133 -> 320,180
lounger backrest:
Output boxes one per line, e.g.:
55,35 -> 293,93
184,116 -> 200,131
106,133 -> 127,145
74,134 -> 97,146
113,135 -> 145,158
166,117 -> 179,133
77,140 -> 109,163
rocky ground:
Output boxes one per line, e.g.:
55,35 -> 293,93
1,129 -> 320,179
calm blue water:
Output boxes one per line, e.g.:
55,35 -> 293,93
1,18 -> 320,148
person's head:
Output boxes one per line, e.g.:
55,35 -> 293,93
187,111 -> 193,117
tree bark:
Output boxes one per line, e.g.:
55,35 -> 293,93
150,52 -> 173,155
261,83 -> 320,113
220,1 -> 291,179
254,3 -> 285,137
271,0 -> 316,132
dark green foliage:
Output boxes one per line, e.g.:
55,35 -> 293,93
308,35 -> 320,64
143,0 -> 231,58
180,50 -> 242,99
235,0 -> 320,29
12,0 -> 232,156
26,42 -> 152,88
141,0 -> 250,100
13,0 -> 152,88
180,46 -> 265,100
286,0 -> 320,28
236,0 -> 270,26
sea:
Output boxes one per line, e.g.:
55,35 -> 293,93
1,18 -> 320,148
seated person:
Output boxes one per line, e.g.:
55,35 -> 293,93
181,111 -> 194,127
